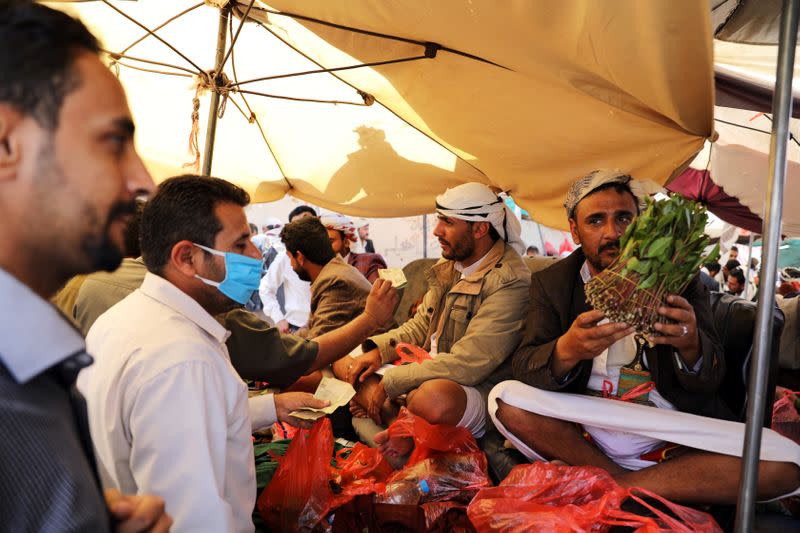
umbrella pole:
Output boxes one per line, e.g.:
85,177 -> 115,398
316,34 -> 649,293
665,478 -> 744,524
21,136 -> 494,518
735,0 -> 799,530
202,4 -> 231,177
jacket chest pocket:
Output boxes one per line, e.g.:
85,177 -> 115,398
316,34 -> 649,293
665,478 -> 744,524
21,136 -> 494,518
443,297 -> 475,351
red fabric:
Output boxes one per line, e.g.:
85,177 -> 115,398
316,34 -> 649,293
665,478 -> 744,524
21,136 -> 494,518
667,168 -> 763,233
558,238 -> 574,255
347,251 -> 387,283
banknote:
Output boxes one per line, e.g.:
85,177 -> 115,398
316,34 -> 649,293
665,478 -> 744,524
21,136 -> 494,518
378,268 -> 407,288
289,377 -> 356,420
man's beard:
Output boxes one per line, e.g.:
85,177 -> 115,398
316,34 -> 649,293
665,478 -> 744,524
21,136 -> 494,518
81,199 -> 139,272
35,135 -> 133,274
440,232 -> 475,262
584,239 -> 620,273
294,265 -> 312,282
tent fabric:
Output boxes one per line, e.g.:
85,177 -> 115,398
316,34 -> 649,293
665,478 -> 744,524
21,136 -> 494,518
666,167 -> 764,234
50,1 -> 714,229
714,70 -> 800,119
685,107 -> 800,237
254,1 -> 714,229
712,0 -> 786,44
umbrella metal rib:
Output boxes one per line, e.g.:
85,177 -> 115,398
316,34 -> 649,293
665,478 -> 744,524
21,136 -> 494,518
219,0 -> 256,72
100,0 -> 204,74
225,14 -> 292,190
246,4 -> 511,70
104,50 -> 199,77
119,2 -> 205,56
236,88 -> 371,106
229,54 -> 433,88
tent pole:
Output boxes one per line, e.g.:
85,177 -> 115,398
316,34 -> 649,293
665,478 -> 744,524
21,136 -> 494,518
202,4 -> 231,177
735,0 -> 799,530
744,233 -> 754,300
422,214 -> 428,258
536,222 -> 546,254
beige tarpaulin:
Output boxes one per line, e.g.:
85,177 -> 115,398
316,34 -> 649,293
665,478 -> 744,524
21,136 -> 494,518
51,1 -> 714,229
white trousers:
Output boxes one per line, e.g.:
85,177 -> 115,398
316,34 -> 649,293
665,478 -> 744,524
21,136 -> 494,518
488,380 -> 800,500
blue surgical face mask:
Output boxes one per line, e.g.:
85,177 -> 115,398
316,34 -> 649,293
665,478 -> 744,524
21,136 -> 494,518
193,243 -> 264,305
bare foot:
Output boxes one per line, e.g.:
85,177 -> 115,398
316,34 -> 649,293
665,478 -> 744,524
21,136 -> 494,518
374,429 -> 414,470
349,399 -> 368,418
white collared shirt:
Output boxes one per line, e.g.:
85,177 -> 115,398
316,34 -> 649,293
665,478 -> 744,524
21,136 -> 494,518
579,262 -> 675,409
78,273 -> 261,533
259,252 -> 310,327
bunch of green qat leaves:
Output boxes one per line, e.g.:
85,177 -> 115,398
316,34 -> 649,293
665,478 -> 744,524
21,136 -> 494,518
585,193 -> 720,337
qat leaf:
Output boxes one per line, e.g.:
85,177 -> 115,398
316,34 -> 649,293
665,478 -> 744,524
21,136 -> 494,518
640,271 -> 659,289
644,236 -> 673,260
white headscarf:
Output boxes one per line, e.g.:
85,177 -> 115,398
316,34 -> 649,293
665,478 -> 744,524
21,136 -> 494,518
435,182 -> 525,255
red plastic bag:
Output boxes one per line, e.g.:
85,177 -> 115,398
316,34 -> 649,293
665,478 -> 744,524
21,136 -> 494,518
772,389 -> 800,517
605,487 -> 722,533
377,408 -> 491,504
468,462 -> 626,532
393,342 -> 433,365
772,389 -> 800,445
387,407 -> 481,464
467,463 -> 721,533
329,443 -> 392,509
258,418 -> 334,532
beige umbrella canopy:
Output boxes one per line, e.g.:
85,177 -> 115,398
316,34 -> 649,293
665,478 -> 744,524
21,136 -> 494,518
51,1 -> 714,229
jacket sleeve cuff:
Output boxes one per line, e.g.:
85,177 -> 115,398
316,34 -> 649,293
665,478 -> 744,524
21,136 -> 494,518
366,332 -> 397,364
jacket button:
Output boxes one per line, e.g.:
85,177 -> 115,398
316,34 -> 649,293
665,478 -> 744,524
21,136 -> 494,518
389,339 -> 397,347
427,307 -> 434,313
495,262 -> 502,268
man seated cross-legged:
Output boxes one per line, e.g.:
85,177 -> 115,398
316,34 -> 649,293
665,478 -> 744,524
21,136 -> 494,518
338,182 -> 530,466
489,170 -> 800,505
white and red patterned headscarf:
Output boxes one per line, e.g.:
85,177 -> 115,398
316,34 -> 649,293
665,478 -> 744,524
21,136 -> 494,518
320,214 -> 358,242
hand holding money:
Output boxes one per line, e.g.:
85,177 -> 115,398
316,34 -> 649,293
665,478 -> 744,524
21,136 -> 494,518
288,377 -> 356,422
378,268 -> 407,288
364,278 -> 398,328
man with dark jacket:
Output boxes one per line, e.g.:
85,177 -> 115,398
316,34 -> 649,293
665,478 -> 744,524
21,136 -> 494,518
489,170 -> 800,504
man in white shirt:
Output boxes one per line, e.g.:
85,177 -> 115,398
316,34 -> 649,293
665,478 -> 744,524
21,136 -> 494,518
79,177 -> 333,532
259,206 -> 316,332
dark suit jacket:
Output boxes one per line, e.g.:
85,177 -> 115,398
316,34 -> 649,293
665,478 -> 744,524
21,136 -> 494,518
363,238 -> 376,253
700,271 -> 720,292
347,252 -> 387,283
512,248 -> 734,420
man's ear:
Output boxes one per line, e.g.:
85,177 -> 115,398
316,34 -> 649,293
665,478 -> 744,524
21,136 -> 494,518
0,105 -> 23,183
170,240 -> 200,277
473,221 -> 491,240
568,218 -> 581,245
295,250 -> 306,267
